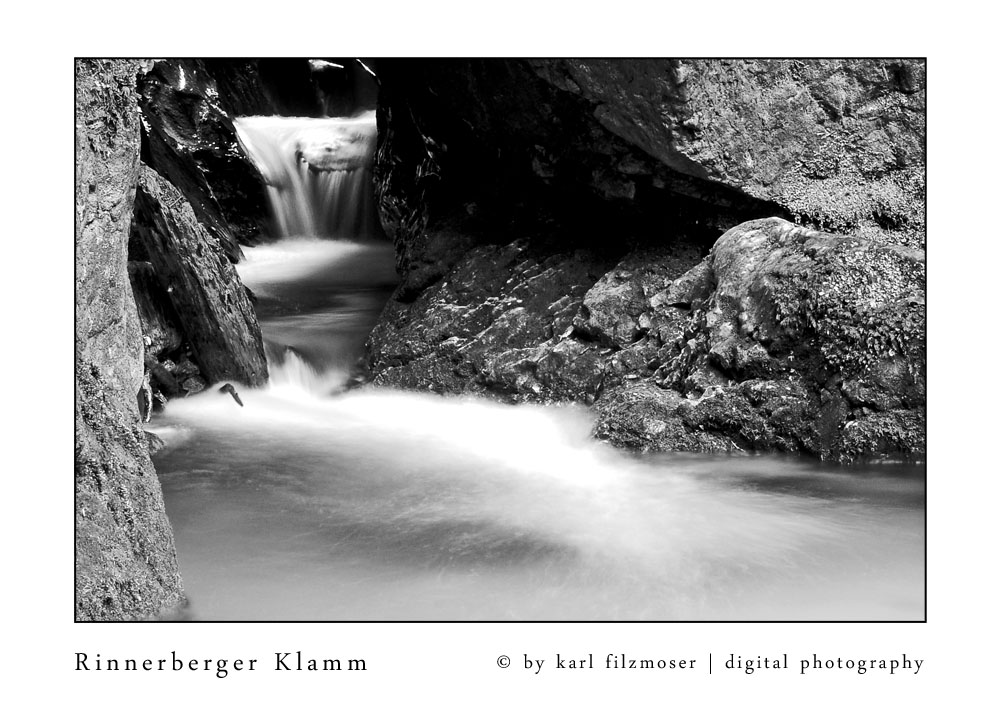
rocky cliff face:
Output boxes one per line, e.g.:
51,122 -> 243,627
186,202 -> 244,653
76,60 -> 280,619
75,59 -> 185,620
529,59 -> 925,247
131,166 -> 268,391
368,59 -> 926,461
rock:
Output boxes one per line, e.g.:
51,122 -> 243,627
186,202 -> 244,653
367,240 -> 609,399
654,258 -> 714,308
362,61 -> 925,461
144,356 -> 182,397
145,430 -> 166,455
594,382 -> 727,453
181,376 -> 207,394
131,166 -> 268,387
138,59 -> 276,253
373,59 -> 784,276
128,261 -> 182,358
75,59 -> 185,620
171,358 -> 201,380
576,245 -> 703,348
375,59 -> 924,281
708,217 -> 925,387
659,217 -> 923,459
841,409 -> 925,459
529,59 -> 925,247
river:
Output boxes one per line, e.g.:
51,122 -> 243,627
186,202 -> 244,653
150,238 -> 924,621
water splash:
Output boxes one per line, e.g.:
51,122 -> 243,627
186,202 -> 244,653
236,239 -> 398,396
235,112 -> 379,239
153,385 -> 924,620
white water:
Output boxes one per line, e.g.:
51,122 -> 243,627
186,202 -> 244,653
234,113 -> 378,239
151,240 -> 925,621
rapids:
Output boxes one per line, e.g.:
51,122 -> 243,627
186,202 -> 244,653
150,239 -> 924,621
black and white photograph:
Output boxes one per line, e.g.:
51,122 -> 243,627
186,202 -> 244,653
74,56 -> 927,624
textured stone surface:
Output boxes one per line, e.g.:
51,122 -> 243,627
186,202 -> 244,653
601,217 -> 925,460
367,60 -> 925,462
75,59 -> 185,620
375,59 -> 924,281
373,59 -> 784,278
530,59 -> 925,247
76,362 -> 186,620
366,239 -> 611,400
132,165 -> 268,387
138,59 -> 276,254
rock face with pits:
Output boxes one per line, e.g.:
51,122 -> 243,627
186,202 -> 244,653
76,59 -> 185,620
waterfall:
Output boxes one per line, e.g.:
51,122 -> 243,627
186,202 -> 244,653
234,111 -> 379,240
234,110 -> 391,395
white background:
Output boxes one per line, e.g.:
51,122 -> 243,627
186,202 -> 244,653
3,2 -> 995,698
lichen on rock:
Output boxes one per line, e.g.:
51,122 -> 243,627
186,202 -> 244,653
75,59 -> 186,620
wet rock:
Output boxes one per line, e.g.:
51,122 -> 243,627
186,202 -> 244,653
181,376 -> 207,394
145,430 -> 166,455
144,356 -> 182,397
841,409 -> 925,459
663,217 -> 923,459
138,59 -> 276,254
132,166 -> 268,387
594,382 -> 727,453
367,240 -> 610,399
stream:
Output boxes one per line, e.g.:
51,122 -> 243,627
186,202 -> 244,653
150,238 -> 924,621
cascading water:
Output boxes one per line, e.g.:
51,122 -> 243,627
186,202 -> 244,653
149,99 -> 924,622
235,111 -> 379,240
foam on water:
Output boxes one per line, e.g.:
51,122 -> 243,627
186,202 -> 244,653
152,237 -> 923,621
235,113 -> 379,239
154,380 -> 923,620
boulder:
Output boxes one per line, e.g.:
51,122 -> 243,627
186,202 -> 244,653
131,166 -> 269,387
138,59 -> 276,254
598,217 -> 925,460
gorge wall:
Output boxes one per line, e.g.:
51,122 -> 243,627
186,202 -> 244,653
366,58 -> 926,461
75,59 -> 278,619
75,59 -> 185,620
